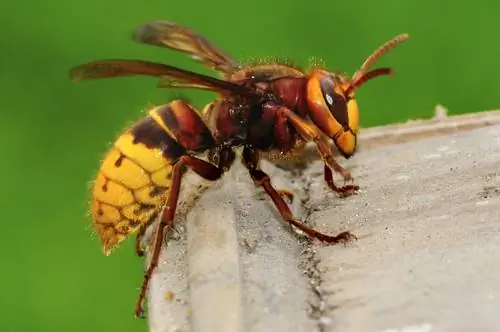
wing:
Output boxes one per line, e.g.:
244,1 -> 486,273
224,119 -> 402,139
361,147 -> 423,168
69,59 -> 255,97
156,77 -> 217,91
132,21 -> 241,74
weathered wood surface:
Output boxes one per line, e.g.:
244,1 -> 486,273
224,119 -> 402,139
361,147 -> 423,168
145,110 -> 500,332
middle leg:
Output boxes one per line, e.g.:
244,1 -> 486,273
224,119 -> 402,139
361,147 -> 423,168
242,146 -> 357,244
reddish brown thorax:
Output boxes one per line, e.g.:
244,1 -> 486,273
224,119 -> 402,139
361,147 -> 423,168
264,77 -> 309,117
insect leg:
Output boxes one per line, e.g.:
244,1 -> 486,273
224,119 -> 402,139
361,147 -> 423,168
276,105 -> 359,196
242,146 -> 357,244
135,213 -> 165,257
323,164 -> 359,196
134,155 -> 224,318
135,220 -> 154,257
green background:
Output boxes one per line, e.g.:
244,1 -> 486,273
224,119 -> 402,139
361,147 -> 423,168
1,0 -> 497,331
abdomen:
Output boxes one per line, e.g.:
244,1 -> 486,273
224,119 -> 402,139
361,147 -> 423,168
90,110 -> 186,255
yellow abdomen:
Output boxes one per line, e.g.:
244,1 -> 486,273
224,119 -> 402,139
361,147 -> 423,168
90,109 -> 186,255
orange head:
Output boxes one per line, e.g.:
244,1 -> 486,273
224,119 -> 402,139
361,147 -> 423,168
305,34 -> 408,158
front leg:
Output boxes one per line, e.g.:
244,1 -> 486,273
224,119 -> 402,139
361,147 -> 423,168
242,146 -> 357,244
273,104 -> 359,196
324,164 -> 359,196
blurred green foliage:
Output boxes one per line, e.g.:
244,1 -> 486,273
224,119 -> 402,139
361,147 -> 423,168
1,0 -> 498,331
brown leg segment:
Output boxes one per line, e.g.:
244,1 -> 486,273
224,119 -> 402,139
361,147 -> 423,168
242,146 -> 357,244
134,155 -> 224,318
273,105 -> 294,150
277,106 -> 359,196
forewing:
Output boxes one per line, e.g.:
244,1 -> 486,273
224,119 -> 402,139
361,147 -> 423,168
69,59 -> 254,96
132,21 -> 241,73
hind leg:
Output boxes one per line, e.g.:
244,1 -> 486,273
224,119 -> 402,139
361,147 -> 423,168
134,155 -> 224,318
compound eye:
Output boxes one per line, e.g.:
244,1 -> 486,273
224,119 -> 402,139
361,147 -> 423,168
319,75 -> 349,130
